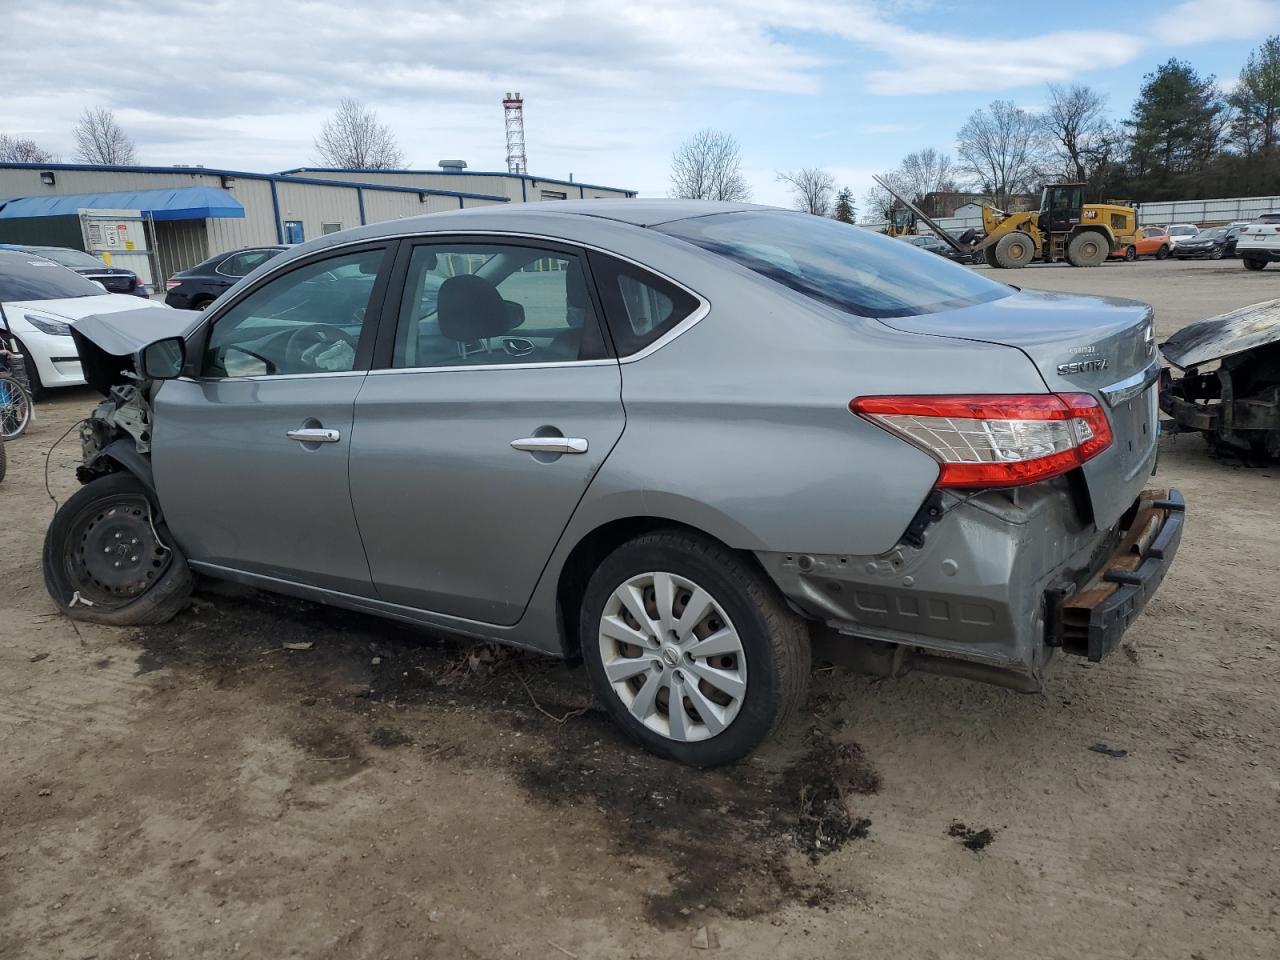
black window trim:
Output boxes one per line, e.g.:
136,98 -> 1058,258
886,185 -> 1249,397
184,240 -> 395,381
369,233 -> 618,374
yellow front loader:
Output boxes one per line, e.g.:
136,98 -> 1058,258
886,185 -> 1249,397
872,176 -> 1139,269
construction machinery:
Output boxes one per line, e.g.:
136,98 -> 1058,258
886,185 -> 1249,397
873,176 -> 1139,269
885,207 -> 915,237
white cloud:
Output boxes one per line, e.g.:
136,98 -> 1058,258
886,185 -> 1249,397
1153,0 -> 1280,45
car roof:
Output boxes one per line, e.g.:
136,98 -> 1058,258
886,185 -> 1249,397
0,248 -> 57,265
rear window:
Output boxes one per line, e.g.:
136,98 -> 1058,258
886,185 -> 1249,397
28,247 -> 107,270
657,211 -> 1010,319
0,254 -> 103,301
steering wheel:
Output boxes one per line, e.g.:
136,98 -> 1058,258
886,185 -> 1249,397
283,324 -> 359,371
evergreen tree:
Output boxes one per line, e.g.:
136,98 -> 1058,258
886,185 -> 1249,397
832,187 -> 856,223
1125,60 -> 1225,199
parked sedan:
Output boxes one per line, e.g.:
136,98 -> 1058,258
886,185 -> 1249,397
164,245 -> 287,309
47,201 -> 1182,766
0,250 -> 166,398
903,233 -> 971,263
0,243 -> 150,296
1172,226 -> 1236,260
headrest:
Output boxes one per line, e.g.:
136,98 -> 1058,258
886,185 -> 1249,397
438,274 -> 509,342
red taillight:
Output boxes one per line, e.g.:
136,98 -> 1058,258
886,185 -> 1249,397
165,278 -> 182,290
851,393 -> 1113,489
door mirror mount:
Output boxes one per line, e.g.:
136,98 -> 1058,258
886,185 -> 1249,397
138,337 -> 186,381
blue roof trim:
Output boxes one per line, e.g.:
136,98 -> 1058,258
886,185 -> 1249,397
0,162 -> 510,203
0,186 -> 245,221
277,166 -> 636,196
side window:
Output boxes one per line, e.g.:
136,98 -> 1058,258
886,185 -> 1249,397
218,250 -> 275,277
392,243 -> 605,368
203,248 -> 385,378
587,252 -> 701,357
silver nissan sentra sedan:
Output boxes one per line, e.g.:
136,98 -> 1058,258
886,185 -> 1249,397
46,200 -> 1184,766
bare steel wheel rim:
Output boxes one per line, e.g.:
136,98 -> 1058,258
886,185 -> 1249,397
598,571 -> 746,743
65,494 -> 172,607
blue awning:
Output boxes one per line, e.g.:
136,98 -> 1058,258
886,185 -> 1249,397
0,187 -> 245,222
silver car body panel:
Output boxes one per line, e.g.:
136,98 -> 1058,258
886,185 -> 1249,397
1160,297 -> 1280,369
72,200 -> 1162,665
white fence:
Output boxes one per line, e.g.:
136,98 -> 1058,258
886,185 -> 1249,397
1135,195 -> 1280,226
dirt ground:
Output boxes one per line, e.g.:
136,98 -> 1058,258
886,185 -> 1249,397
2,258 -> 1278,959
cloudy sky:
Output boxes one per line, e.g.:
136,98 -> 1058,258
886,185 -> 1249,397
7,0 -> 1280,205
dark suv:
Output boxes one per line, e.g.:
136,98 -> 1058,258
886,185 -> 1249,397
164,245 -> 287,309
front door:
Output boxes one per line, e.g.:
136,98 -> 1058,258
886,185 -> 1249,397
350,239 -> 625,625
1045,185 -> 1083,235
152,244 -> 392,596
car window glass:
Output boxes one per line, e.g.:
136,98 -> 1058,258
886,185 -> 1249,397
219,250 -> 275,277
588,252 -> 701,355
658,211 -> 1008,320
203,248 -> 384,378
392,243 -> 603,368
0,253 -> 103,300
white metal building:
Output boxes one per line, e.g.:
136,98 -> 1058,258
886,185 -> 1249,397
0,162 -> 635,282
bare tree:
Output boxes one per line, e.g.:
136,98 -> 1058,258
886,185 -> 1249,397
862,181 -> 896,222
1041,84 -> 1115,187
314,98 -> 406,169
777,167 -> 836,216
956,100 -> 1043,208
73,107 -> 137,165
0,134 -> 55,162
669,128 -> 751,201
895,148 -> 958,202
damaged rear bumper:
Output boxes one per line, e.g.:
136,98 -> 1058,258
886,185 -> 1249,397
758,484 -> 1184,690
1051,488 -> 1185,662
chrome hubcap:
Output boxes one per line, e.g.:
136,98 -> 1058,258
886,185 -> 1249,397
598,571 -> 746,742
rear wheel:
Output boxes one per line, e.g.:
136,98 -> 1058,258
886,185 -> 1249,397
43,472 -> 194,626
580,531 -> 810,766
0,375 -> 32,439
1124,245 -> 1137,262
1244,258 -> 1268,271
1156,245 -> 1170,260
993,232 -> 1035,268
1066,231 -> 1108,267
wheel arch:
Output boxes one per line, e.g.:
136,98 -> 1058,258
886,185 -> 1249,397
86,439 -> 157,496
554,513 -> 779,661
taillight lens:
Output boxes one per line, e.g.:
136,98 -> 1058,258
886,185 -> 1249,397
851,393 -> 1112,488
165,278 -> 182,290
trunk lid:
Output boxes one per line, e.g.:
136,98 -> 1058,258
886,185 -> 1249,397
877,289 -> 1160,529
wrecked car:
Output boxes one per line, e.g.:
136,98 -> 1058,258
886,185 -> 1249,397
44,200 -> 1184,766
1160,298 -> 1280,459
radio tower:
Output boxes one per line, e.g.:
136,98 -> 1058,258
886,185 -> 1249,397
503,92 -> 527,175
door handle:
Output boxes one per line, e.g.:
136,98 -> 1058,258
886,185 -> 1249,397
510,437 -> 588,455
287,427 -> 341,443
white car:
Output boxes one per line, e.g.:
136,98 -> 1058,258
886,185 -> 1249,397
0,250 -> 160,398
1165,223 -> 1201,248
1235,213 -> 1280,270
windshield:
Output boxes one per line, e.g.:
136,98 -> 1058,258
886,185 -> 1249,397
657,211 -> 1011,319
0,254 -> 105,301
28,247 -> 108,270
1169,225 -> 1198,236
1201,228 -> 1228,240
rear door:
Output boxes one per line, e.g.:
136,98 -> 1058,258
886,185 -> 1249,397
152,243 -> 393,596
349,237 -> 625,625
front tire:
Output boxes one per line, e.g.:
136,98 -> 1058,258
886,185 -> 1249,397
43,472 -> 194,626
993,231 -> 1035,268
1124,245 -> 1137,262
1244,258 -> 1268,271
580,531 -> 810,766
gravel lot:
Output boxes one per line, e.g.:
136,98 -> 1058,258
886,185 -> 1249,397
2,258 -> 1277,959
